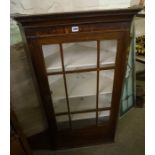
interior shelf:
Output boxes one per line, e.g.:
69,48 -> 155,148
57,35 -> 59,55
63,42 -> 97,71
53,94 -> 112,114
56,110 -> 110,122
72,110 -> 110,121
48,70 -> 114,100
42,40 -> 117,73
56,110 -> 110,130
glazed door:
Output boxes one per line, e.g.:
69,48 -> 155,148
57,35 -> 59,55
31,31 -> 129,148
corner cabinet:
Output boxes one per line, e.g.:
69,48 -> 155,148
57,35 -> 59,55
13,7 -> 141,149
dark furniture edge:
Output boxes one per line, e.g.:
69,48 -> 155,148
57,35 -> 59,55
11,7 -> 143,22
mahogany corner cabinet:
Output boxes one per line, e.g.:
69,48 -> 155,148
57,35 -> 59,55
13,7 -> 142,149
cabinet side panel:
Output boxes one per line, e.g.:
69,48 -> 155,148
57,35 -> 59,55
110,31 -> 131,138
27,38 -> 58,148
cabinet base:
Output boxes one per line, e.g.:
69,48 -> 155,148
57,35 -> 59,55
28,128 -> 115,150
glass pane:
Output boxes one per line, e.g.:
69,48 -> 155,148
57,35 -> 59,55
100,40 -> 117,66
56,115 -> 70,130
128,48 -> 133,67
122,81 -> 127,100
69,96 -> 96,112
122,99 -> 128,112
98,93 -> 112,108
99,70 -> 114,94
66,72 -> 96,112
71,112 -> 96,129
99,70 -> 114,108
63,41 -> 97,71
128,96 -> 133,108
66,72 -> 96,98
127,70 -> 133,96
48,75 -> 68,114
42,44 -> 62,73
98,110 -> 110,124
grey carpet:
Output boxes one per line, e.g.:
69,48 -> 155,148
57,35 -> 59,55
33,107 -> 144,155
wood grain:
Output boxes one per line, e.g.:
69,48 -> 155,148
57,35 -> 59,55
12,7 -> 142,149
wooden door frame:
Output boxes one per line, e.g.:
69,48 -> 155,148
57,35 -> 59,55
25,30 -> 130,148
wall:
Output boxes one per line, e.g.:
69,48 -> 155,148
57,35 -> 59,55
11,0 -> 134,14
130,0 -> 141,6
11,0 -> 141,137
11,0 -> 140,45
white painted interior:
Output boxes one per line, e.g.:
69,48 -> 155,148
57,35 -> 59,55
42,41 -> 117,73
42,41 -> 116,119
10,0 -> 141,45
44,41 -> 115,122
48,71 -> 113,99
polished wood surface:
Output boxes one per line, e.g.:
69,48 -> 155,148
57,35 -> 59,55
12,7 -> 142,149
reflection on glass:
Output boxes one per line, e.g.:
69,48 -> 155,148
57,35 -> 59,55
48,75 -> 68,113
100,40 -> 117,66
127,70 -> 133,96
122,99 -> 128,112
98,110 -> 110,124
42,44 -> 62,73
71,112 -> 96,129
56,115 -> 70,130
122,82 -> 127,100
63,41 -> 97,71
128,96 -> 133,107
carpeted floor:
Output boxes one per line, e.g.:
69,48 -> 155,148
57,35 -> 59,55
33,107 -> 145,155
